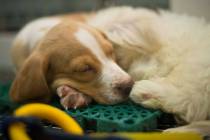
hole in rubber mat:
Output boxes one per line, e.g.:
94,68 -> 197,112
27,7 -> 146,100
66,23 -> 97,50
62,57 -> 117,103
108,117 -> 114,120
124,119 -> 135,124
141,113 -> 148,117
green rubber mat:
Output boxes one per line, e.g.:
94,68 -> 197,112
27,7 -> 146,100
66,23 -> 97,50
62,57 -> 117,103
0,82 -> 161,132
67,103 -> 161,132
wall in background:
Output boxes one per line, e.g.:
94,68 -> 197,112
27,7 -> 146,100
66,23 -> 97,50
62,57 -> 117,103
0,33 -> 15,82
0,0 -> 169,31
171,0 -> 210,21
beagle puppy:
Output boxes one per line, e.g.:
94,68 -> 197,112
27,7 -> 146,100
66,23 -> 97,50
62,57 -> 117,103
10,13 -> 133,109
10,6 -> 210,135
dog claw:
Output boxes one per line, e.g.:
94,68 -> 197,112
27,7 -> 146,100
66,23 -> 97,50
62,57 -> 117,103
64,106 -> 68,110
57,85 -> 92,109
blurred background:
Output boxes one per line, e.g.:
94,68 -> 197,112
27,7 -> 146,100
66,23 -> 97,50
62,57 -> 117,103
0,0 -> 209,83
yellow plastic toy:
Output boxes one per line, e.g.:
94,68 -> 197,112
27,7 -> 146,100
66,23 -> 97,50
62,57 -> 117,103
8,103 -> 202,140
9,103 -> 83,140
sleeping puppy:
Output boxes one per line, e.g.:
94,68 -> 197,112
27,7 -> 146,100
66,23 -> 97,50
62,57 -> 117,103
10,6 -> 210,135
88,7 -> 210,135
10,14 -> 134,109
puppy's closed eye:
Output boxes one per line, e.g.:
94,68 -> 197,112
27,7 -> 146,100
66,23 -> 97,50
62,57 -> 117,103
71,63 -> 98,82
74,64 -> 95,73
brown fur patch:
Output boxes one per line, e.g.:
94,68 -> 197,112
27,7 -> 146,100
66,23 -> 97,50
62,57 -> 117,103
11,39 -> 30,70
10,20 -> 109,103
83,25 -> 115,59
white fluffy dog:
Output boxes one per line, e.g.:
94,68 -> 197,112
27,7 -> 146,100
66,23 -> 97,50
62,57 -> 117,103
88,7 -> 210,135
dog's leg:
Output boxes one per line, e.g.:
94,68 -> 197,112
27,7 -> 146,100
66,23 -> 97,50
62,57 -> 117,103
130,78 -> 184,112
56,85 -> 92,109
130,78 -> 209,123
164,121 -> 210,138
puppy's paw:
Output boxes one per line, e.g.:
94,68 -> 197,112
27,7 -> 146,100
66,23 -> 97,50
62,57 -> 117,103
164,121 -> 210,137
57,85 -> 92,109
130,80 -> 163,109
164,127 -> 195,133
130,80 -> 206,123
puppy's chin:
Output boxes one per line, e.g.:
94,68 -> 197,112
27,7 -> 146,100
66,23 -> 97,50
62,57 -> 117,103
55,83 -> 129,107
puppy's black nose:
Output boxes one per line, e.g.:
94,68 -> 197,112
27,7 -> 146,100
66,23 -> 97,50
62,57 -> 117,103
115,79 -> 134,97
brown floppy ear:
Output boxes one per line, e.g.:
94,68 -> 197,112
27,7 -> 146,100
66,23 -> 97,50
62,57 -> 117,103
10,52 -> 51,103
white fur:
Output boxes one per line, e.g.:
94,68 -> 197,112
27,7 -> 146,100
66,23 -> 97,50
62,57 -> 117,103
89,7 -> 210,123
164,121 -> 210,136
75,28 -> 131,103
15,17 -> 61,50
74,28 -> 108,64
